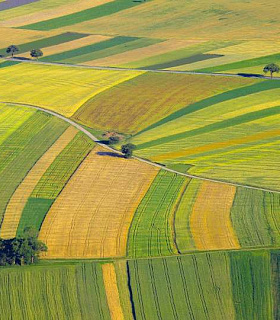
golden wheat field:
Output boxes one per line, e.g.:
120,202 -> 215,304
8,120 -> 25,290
190,181 -> 240,250
39,145 -> 158,259
102,263 -> 125,320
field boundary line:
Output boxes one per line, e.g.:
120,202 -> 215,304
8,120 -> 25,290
1,101 -> 280,195
5,58 -> 280,81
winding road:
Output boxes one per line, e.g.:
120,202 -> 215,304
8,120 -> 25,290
1,101 -> 280,195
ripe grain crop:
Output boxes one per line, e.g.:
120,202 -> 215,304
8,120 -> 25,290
0,126 -> 77,239
102,263 -> 124,320
39,145 -> 158,258
190,181 -> 239,250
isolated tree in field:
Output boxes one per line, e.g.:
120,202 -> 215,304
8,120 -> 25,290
121,143 -> 136,158
108,136 -> 120,145
6,45 -> 19,58
30,48 -> 43,60
263,63 -> 279,78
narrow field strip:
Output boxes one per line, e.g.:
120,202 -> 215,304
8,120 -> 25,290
0,0 -> 39,12
39,145 -> 158,259
102,263 -> 124,320
32,131 -> 94,199
0,112 -> 68,225
127,170 -> 187,258
0,126 -> 77,239
190,181 -> 240,250
174,179 -> 201,253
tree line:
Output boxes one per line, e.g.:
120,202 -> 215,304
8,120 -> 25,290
0,228 -> 47,266
6,45 -> 43,60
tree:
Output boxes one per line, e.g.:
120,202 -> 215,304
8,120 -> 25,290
30,49 -> 43,60
108,136 -> 120,145
0,236 -> 47,266
121,143 -> 136,158
263,63 -> 280,78
6,45 -> 19,58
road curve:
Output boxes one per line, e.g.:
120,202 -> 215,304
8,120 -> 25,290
6,58 -> 280,81
1,101 -> 280,195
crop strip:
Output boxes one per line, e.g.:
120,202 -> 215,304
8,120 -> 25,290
0,126 -> 77,239
190,181 -> 239,250
102,263 -> 125,320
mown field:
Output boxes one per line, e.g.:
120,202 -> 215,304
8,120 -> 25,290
0,249 -> 278,320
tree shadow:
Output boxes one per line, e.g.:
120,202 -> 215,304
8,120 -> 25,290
238,73 -> 264,78
96,151 -> 124,158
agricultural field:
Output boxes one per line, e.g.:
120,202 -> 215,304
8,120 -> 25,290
0,0 -> 279,319
0,250 -> 277,320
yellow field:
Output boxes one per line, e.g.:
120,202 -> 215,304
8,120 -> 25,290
0,126 -> 78,239
190,181 -> 240,250
86,39 -> 202,67
0,63 -> 143,117
102,263 -> 124,320
39,145 -> 158,258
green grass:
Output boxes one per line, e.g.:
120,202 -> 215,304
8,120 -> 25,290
21,0 -> 145,31
0,262 -> 110,320
231,188 -> 280,248
42,36 -> 139,62
128,252 -> 235,320
229,250 -> 273,320
0,111 -> 68,225
0,32 -> 88,56
32,132 -> 94,199
127,170 -> 186,258
16,198 -> 54,236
